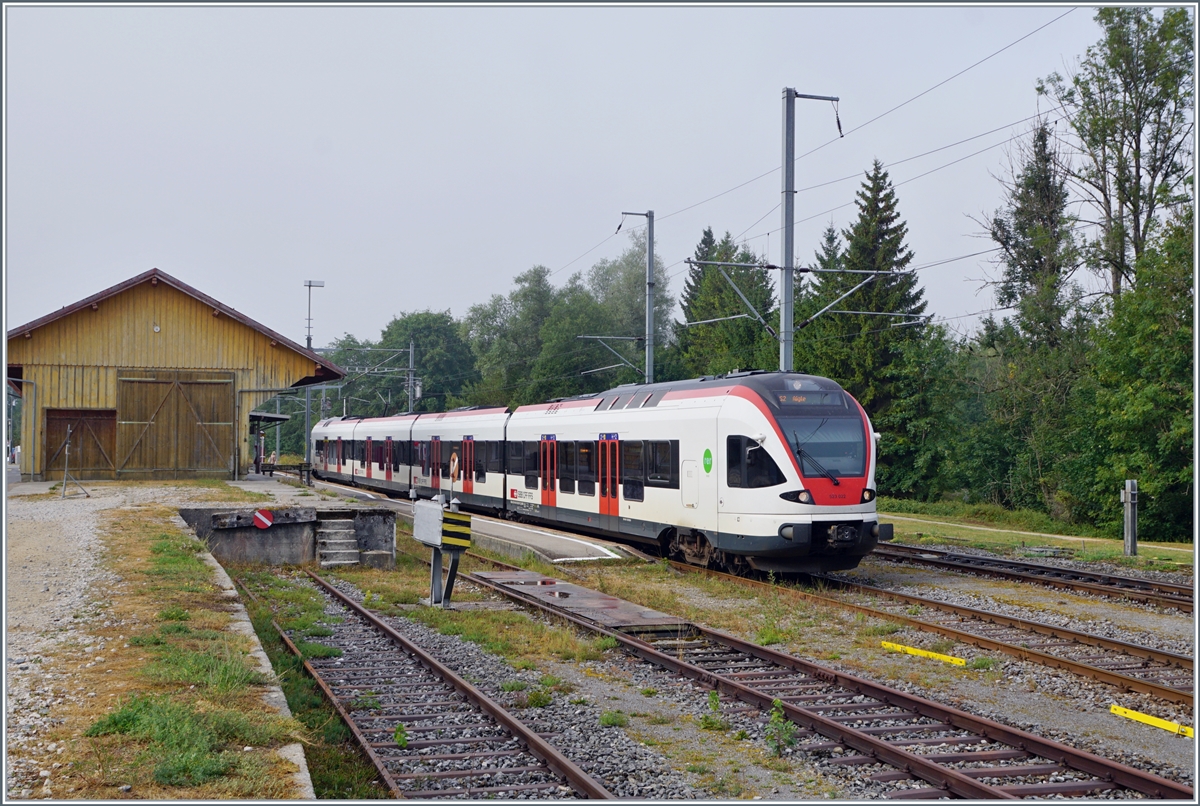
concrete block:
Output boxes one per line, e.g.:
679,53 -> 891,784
360,550 -> 395,570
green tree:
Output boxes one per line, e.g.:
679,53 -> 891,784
461,266 -> 557,406
586,230 -> 674,367
1064,208 -> 1193,540
1039,7 -> 1194,297
678,230 -> 776,376
986,122 -> 1081,347
798,162 -> 936,496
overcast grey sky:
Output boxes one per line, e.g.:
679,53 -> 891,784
6,4 -> 1111,352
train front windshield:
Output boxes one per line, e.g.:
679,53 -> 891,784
771,389 -> 867,478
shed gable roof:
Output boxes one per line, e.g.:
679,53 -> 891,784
7,267 -> 344,382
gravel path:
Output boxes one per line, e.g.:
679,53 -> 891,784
4,478 -> 320,800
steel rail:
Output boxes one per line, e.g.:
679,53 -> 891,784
884,543 -> 1194,597
232,577 -> 404,797
817,576 -> 1193,670
875,545 -> 1193,612
303,570 -> 613,800
462,569 -> 1193,800
663,562 -> 1192,705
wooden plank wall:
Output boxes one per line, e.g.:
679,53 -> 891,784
9,281 -> 326,479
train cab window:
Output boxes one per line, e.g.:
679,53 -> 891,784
508,441 -> 524,476
621,440 -> 644,502
726,435 -> 786,489
524,441 -> 539,490
558,440 -> 575,494
577,440 -> 596,496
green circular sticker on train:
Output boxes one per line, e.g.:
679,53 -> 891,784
703,449 -> 713,474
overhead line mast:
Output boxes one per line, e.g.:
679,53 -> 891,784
781,88 -> 840,372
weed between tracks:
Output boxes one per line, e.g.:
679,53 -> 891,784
233,567 -> 387,798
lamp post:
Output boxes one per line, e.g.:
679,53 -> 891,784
303,280 -> 324,465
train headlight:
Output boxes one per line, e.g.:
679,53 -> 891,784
861,488 -> 875,503
780,490 -> 814,504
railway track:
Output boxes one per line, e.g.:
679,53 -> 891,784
238,572 -> 611,799
464,567 -> 1194,799
660,562 -> 1193,706
874,543 -> 1194,612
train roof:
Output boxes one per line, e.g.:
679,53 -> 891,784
554,370 -> 844,401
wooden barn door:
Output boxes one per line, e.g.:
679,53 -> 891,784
116,370 -> 235,479
44,410 -> 117,480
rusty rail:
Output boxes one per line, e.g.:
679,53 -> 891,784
875,544 -> 1193,612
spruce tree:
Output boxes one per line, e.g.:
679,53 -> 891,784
678,231 -> 775,376
988,122 -> 1079,347
800,162 -> 938,496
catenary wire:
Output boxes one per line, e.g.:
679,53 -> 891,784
548,10 -> 1077,277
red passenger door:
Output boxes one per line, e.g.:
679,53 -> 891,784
385,437 -> 393,482
463,439 -> 474,495
430,437 -> 441,492
599,434 -> 619,517
336,438 -> 342,474
365,438 -> 373,479
539,437 -> 556,508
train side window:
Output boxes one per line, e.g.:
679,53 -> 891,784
727,435 -> 785,488
377,441 -> 386,470
646,440 -> 674,486
524,441 -> 539,489
577,440 -> 596,496
420,441 -> 431,476
747,440 -> 786,488
440,441 -> 452,479
621,440 -> 644,502
508,441 -> 524,476
474,442 -> 486,482
486,441 -> 502,474
726,435 -> 743,487
558,440 -> 575,494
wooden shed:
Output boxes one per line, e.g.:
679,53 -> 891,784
6,268 -> 344,481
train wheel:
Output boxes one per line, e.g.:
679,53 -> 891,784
670,530 -> 715,567
716,551 -> 751,578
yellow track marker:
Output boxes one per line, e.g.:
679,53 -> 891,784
882,641 -> 966,666
1110,704 -> 1194,737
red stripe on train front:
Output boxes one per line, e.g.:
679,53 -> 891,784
729,386 -> 869,507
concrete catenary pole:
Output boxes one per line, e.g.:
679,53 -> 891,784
407,340 -> 415,414
646,210 -> 655,385
781,89 -> 796,372
621,210 -> 655,384
781,88 -> 839,372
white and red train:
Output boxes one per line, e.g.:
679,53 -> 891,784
310,371 -> 893,574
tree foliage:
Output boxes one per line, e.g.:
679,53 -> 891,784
678,228 -> 776,376
1039,7 -> 1194,296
